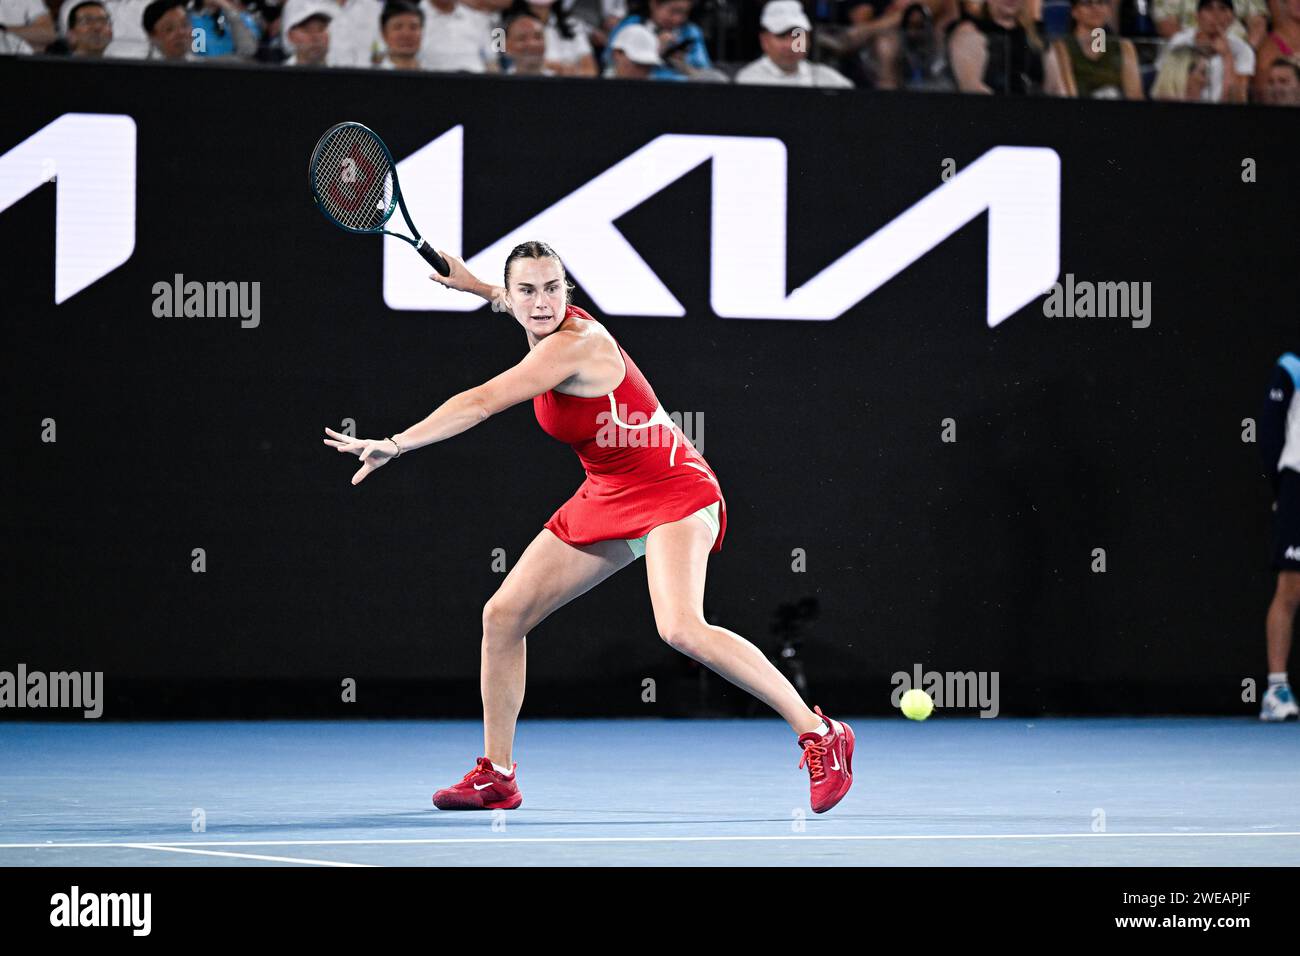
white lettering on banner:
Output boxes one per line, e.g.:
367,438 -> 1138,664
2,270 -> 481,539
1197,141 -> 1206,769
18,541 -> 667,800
0,114 -> 136,304
383,130 -> 1060,328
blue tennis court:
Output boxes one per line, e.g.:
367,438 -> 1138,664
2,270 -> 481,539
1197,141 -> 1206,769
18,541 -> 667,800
1,718 -> 1296,867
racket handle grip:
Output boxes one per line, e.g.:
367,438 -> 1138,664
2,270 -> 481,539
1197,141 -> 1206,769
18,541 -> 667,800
416,239 -> 450,276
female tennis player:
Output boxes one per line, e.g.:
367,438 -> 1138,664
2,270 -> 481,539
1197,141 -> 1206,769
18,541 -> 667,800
322,241 -> 854,813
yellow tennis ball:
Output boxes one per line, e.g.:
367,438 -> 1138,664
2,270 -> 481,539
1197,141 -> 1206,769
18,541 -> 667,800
900,688 -> 934,721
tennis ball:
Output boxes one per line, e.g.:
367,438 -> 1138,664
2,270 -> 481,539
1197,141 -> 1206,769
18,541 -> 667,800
900,688 -> 934,721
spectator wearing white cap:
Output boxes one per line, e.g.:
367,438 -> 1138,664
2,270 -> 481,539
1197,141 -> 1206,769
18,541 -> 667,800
281,0 -> 333,63
62,0 -> 114,54
603,0 -> 715,80
419,0 -> 494,72
736,0 -> 854,86
604,20 -> 681,76
0,0 -> 55,50
311,0 -> 382,66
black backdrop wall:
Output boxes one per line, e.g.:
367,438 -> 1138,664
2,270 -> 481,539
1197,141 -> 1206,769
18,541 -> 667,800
3,57 -> 1296,718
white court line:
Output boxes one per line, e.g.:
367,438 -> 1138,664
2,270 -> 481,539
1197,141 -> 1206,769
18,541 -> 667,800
2,831 -> 1299,849
121,844 -> 373,867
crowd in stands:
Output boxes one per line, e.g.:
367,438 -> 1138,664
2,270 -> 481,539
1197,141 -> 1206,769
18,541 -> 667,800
3,0 -> 1298,102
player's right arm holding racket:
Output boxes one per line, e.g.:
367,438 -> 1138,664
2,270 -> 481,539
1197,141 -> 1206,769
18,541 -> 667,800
427,250 -> 511,315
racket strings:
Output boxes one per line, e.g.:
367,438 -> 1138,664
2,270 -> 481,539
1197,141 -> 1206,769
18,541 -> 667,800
313,128 -> 395,231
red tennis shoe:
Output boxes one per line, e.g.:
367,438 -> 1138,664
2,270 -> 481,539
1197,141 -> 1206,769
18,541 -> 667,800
432,757 -> 523,811
797,706 -> 855,813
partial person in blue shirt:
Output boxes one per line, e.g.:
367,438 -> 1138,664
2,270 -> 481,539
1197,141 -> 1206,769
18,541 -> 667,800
189,0 -> 260,57
603,0 -> 712,80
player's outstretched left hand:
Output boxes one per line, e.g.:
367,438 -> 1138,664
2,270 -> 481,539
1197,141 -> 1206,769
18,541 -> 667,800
322,427 -> 397,486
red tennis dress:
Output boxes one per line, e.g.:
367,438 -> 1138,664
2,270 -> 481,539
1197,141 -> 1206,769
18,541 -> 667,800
534,305 -> 727,553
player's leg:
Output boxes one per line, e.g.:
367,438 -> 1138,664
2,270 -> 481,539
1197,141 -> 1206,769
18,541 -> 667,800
641,513 -> 821,735
1265,571 -> 1300,673
480,529 -> 636,766
1263,472 -> 1300,721
1262,571 -> 1300,720
644,510 -> 856,811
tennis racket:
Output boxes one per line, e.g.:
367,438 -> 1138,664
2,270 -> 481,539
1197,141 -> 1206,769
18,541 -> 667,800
308,121 -> 450,276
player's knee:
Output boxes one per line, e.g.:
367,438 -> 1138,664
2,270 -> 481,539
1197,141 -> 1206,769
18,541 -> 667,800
482,597 -> 526,644
656,616 -> 707,656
